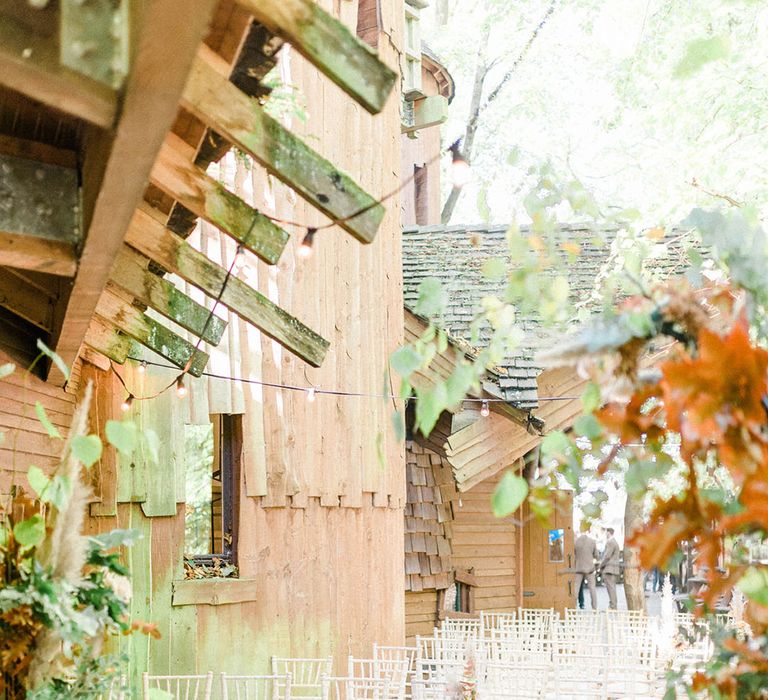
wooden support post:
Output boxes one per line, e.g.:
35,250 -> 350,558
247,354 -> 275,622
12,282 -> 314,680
49,0 -> 219,385
234,0 -> 397,114
96,287 -> 209,376
150,134 -> 289,264
125,207 -> 329,368
183,49 -> 385,244
110,247 -> 227,346
0,13 -> 117,128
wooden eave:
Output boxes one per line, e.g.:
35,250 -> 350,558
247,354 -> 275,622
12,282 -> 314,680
0,0 -> 397,382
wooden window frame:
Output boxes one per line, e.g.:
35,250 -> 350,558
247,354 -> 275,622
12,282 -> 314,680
437,568 -> 478,619
186,413 -> 242,569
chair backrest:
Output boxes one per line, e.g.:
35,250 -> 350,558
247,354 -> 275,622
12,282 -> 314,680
481,662 -> 552,699
479,611 -> 517,637
371,644 -> 417,672
347,657 -> 409,685
142,672 -> 214,700
321,675 -> 401,700
220,673 -> 292,700
440,617 -> 481,637
517,607 -> 558,625
551,661 -> 608,699
271,658 -> 333,698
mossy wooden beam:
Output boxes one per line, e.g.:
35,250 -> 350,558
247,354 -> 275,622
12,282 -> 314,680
125,206 -> 329,367
96,287 -> 209,376
110,247 -> 227,346
184,49 -> 384,244
83,316 -> 133,365
150,134 -> 289,265
234,0 -> 396,114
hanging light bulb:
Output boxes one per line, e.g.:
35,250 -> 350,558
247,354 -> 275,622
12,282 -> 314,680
120,394 -> 134,412
233,244 -> 247,272
176,376 -> 187,399
298,228 -> 317,258
449,139 -> 471,189
306,387 -> 316,403
137,360 -> 147,374
480,400 -> 490,418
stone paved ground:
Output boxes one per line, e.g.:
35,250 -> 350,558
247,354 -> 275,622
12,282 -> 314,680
583,583 -> 662,615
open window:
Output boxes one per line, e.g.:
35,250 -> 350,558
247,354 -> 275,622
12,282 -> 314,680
183,414 -> 242,574
438,568 -> 477,619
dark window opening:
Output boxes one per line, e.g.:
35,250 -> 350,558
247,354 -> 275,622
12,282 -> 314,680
357,0 -> 381,48
414,164 -> 428,226
184,414 -> 241,571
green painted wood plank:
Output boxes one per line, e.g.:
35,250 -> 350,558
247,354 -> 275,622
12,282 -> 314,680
184,50 -> 385,244
97,287 -> 209,376
151,135 -> 289,265
126,207 -> 330,368
139,386 -> 179,517
126,504 -> 152,695
235,0 -> 396,114
84,315 -> 133,364
111,246 -> 227,345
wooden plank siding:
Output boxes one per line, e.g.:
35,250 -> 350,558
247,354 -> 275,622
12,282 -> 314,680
0,349 -> 75,496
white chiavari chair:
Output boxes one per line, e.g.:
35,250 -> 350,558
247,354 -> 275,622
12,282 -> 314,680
270,658 -> 333,699
220,673 -> 292,700
142,672 -> 214,700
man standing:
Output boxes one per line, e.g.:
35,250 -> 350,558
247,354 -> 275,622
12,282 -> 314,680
600,527 -> 622,610
574,523 -> 598,610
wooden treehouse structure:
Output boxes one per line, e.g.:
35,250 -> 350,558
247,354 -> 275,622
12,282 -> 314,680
0,0 -> 406,686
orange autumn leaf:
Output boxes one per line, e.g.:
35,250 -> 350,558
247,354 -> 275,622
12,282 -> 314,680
660,319 -> 768,444
595,385 -> 664,444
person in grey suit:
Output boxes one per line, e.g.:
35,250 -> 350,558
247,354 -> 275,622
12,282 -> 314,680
600,527 -> 622,609
574,523 -> 598,609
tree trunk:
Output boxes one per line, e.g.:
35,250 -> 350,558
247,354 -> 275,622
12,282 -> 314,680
440,24 -> 490,224
623,493 -> 646,612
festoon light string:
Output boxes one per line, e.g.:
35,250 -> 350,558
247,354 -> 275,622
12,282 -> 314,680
111,140 -> 539,413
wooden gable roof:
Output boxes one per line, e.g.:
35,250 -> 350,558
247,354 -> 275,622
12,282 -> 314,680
0,0 -> 397,383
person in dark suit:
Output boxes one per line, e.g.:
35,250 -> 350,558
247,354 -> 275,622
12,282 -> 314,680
600,527 -> 621,609
574,523 -> 598,609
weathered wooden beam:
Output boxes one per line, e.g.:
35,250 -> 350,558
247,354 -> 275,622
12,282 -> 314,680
0,152 -> 80,276
0,12 -> 116,128
0,232 -> 77,277
234,0 -> 396,114
96,287 -> 209,376
49,0 -> 219,385
110,247 -> 227,346
183,49 -> 385,244
0,270 -> 55,331
126,206 -> 329,368
84,315 -> 134,365
150,134 -> 289,264
0,135 -> 78,169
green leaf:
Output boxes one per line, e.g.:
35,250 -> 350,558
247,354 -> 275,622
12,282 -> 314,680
415,383 -> 447,436
391,409 -> 405,442
673,36 -> 730,79
46,476 -> 72,510
581,382 -> 601,413
72,434 -> 102,468
413,278 -> 448,318
482,257 -> 506,280
437,329 -> 448,354
0,363 -> 14,379
541,430 -> 571,460
573,414 -> 603,440
13,514 -> 45,548
390,346 -> 422,378
737,567 -> 768,606
491,471 -> 529,517
27,465 -> 50,498
36,338 -> 70,380
106,419 -> 138,457
35,401 -> 62,440
89,528 -> 142,551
